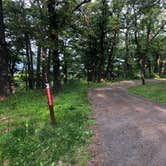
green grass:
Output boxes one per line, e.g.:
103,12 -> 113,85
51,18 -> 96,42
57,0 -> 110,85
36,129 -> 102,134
128,82 -> 166,103
0,80 -> 106,166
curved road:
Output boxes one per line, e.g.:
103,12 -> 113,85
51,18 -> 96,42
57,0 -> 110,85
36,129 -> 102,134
88,80 -> 166,166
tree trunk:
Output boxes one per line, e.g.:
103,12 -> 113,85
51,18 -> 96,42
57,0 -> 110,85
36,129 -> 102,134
25,34 -> 34,89
86,35 -> 97,82
139,58 -> 145,85
124,24 -> 130,78
47,0 -> 62,93
97,0 -> 107,82
36,46 -> 42,88
123,8 -> 131,78
147,60 -> 152,76
63,53 -> 68,84
159,61 -> 163,76
8,55 -> 16,78
106,30 -> 117,80
0,0 -> 10,99
163,61 -> 166,75
154,54 -> 160,73
98,26 -> 105,82
53,46 -> 62,93
47,49 -> 51,81
29,39 -> 34,89
133,4 -> 146,85
25,63 -> 28,91
159,57 -> 166,76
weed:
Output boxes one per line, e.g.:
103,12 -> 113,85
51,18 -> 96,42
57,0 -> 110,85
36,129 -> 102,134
0,80 -> 106,165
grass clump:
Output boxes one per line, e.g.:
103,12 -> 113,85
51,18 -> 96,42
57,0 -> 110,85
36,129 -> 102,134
0,80 -> 106,166
128,82 -> 166,103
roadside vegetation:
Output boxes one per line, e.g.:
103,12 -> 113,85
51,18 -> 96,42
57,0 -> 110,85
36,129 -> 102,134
128,82 -> 166,104
0,81 -> 106,166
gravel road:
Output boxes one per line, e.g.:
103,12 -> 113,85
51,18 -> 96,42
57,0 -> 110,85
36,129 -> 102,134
88,80 -> 166,166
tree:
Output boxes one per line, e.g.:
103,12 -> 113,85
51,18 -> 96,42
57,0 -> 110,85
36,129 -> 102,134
2,0 -> 165,92
0,0 -> 10,99
131,0 -> 164,84
4,0 -> 35,89
105,0 -> 124,80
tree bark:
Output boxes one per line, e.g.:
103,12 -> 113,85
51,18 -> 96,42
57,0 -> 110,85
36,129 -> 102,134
0,0 -> 10,99
63,53 -> 68,84
36,46 -> 42,88
124,11 -> 130,79
106,30 -> 117,80
133,5 -> 145,85
25,63 -> 28,91
25,33 -> 34,89
52,45 -> 62,93
86,35 -> 97,82
159,61 -> 163,76
159,57 -> 166,76
98,26 -> 105,82
47,0 -> 62,93
154,54 -> 160,73
29,41 -> 34,88
147,60 -> 152,76
98,0 -> 107,82
163,61 -> 166,75
47,49 -> 51,81
139,58 -> 145,85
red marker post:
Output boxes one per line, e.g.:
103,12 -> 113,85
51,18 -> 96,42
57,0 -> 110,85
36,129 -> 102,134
45,83 -> 53,106
42,48 -> 56,125
44,74 -> 56,125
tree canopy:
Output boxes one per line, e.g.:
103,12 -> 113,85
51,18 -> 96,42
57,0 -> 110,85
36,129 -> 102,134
0,0 -> 165,97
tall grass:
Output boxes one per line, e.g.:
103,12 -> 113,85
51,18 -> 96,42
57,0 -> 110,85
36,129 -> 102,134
0,80 -> 106,166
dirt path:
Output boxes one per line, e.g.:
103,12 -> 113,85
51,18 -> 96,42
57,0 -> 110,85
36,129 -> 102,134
88,80 -> 166,166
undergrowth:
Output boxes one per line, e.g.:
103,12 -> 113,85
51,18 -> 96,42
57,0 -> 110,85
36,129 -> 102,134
0,80 -> 106,166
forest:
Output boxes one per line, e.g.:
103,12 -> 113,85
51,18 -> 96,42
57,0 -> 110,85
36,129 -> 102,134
0,0 -> 166,165
0,0 -> 165,97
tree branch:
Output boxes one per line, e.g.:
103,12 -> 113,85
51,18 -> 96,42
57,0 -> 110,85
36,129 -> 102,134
149,20 -> 165,43
74,0 -> 91,12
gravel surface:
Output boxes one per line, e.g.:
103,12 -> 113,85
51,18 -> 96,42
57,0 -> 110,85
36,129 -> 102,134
88,80 -> 166,166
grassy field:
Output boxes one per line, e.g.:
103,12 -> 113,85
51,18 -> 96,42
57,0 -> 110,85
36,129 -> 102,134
128,82 -> 166,103
0,80 -> 106,166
